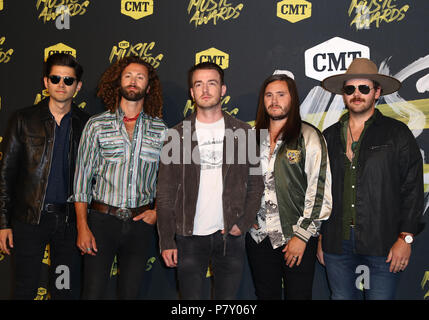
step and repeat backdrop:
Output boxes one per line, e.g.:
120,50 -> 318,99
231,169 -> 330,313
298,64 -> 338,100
0,0 -> 429,300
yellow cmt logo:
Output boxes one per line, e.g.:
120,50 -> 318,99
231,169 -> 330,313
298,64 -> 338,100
0,0 -> 3,11
121,0 -> 153,20
118,40 -> 130,49
277,0 -> 312,23
195,48 -> 229,70
44,43 -> 76,61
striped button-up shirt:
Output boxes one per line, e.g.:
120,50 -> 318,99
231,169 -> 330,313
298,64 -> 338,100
73,108 -> 167,208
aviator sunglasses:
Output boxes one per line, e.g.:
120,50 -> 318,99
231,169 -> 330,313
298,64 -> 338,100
342,84 -> 374,95
49,75 -> 76,86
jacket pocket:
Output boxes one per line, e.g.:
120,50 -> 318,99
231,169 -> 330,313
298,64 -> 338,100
25,135 -> 46,164
27,136 -> 45,146
369,144 -> 391,150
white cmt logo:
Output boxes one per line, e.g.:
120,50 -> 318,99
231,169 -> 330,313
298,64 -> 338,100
304,37 -> 370,81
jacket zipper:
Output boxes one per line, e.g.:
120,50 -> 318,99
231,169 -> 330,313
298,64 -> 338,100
38,118 -> 56,224
66,119 -> 73,224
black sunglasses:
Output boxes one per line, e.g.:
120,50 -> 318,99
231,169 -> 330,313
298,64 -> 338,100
49,75 -> 76,86
343,84 -> 374,95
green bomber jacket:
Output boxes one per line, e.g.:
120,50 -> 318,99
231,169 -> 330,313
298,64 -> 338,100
274,121 -> 332,242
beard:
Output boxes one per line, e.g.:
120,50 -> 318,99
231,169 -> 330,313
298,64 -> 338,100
267,104 -> 288,121
120,84 -> 147,101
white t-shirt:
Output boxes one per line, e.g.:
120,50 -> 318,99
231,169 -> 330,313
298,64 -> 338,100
193,117 -> 225,235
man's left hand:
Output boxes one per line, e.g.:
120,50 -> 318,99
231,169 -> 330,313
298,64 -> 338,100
283,236 -> 307,268
386,238 -> 411,273
221,224 -> 242,236
133,209 -> 157,225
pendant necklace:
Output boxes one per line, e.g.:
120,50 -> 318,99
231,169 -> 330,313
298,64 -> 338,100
348,123 -> 358,152
348,122 -> 357,166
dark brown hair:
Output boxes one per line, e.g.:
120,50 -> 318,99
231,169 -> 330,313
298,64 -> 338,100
44,53 -> 83,81
188,61 -> 225,90
255,74 -> 301,144
97,56 -> 163,118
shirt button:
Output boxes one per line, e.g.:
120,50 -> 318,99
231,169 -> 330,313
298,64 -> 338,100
352,166 -> 356,169
351,204 -> 355,208
352,185 -> 355,189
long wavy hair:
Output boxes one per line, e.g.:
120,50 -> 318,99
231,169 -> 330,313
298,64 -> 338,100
97,56 -> 163,118
255,74 -> 301,145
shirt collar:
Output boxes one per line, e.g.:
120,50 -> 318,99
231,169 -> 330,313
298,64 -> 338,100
115,106 -> 146,123
340,108 -> 380,127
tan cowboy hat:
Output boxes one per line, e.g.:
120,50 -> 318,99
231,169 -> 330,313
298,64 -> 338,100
321,58 -> 401,95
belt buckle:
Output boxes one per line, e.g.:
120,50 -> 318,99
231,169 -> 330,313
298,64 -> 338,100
116,208 -> 132,221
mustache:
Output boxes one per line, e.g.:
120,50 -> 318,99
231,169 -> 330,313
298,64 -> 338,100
126,85 -> 140,90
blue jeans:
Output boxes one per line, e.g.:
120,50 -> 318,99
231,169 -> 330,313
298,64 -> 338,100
176,230 -> 245,300
323,227 -> 400,300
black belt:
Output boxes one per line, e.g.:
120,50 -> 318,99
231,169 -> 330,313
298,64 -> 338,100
43,203 -> 67,213
90,201 -> 152,221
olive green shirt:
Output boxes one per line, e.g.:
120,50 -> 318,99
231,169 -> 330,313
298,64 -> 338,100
341,110 -> 377,240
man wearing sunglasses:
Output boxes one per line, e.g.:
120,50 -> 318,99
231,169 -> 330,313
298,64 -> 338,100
317,58 -> 424,299
0,53 -> 89,299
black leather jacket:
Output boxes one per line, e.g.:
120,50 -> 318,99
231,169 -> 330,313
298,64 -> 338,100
321,109 -> 424,256
0,99 -> 89,228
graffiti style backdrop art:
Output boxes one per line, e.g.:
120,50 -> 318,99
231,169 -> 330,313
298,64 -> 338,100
0,0 -> 428,299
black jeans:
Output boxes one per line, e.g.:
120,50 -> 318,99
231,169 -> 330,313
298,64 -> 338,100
176,230 -> 245,300
12,212 -> 81,300
82,209 -> 154,299
246,233 -> 318,300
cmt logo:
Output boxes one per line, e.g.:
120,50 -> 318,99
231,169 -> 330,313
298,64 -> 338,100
0,0 -> 3,11
304,37 -> 369,81
195,47 -> 229,70
121,0 -> 153,20
277,0 -> 312,23
109,40 -> 163,68
44,43 -> 76,61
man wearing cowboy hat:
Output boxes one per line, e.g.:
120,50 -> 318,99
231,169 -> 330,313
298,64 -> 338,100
317,58 -> 424,299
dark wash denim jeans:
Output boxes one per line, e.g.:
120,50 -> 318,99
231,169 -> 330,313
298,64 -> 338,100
176,230 -> 245,300
12,212 -> 81,300
81,209 -> 154,299
323,227 -> 400,300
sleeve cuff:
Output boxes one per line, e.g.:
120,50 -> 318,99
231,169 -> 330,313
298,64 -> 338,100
72,193 -> 91,203
293,226 -> 312,243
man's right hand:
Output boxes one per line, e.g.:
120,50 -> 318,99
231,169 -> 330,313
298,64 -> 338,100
316,235 -> 325,266
77,226 -> 97,256
162,249 -> 178,268
0,229 -> 13,255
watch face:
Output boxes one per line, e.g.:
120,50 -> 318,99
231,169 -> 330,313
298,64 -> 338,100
405,235 -> 413,243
